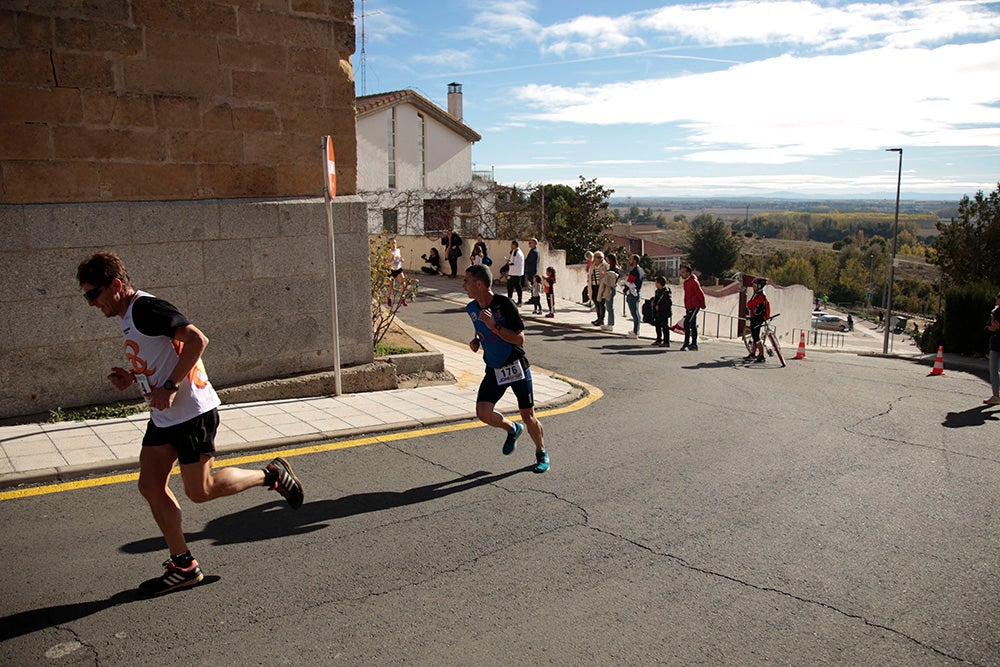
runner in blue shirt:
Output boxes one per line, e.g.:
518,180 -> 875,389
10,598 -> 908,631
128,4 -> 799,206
463,264 -> 549,473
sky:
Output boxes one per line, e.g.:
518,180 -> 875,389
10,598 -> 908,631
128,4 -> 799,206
357,0 -> 1000,200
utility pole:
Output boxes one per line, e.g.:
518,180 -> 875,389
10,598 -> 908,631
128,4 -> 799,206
882,148 -> 903,355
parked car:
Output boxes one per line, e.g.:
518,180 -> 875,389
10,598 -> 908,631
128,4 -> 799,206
812,314 -> 849,332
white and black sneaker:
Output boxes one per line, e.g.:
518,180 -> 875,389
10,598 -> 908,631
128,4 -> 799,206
265,457 -> 305,509
138,559 -> 204,596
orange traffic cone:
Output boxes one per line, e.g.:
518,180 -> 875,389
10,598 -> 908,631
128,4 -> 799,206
793,330 -> 808,360
928,346 -> 945,376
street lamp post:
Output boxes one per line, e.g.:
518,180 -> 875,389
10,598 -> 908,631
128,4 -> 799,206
882,148 -> 903,354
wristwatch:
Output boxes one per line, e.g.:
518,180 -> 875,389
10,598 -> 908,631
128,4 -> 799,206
163,379 -> 180,392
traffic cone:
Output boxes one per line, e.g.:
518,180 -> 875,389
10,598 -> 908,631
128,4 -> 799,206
928,346 -> 945,376
793,330 -> 807,360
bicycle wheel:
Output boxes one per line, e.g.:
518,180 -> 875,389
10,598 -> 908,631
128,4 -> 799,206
768,332 -> 785,367
743,333 -> 753,354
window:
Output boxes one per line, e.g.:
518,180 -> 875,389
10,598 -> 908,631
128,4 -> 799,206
382,209 -> 398,234
417,112 -> 426,188
387,108 -> 396,188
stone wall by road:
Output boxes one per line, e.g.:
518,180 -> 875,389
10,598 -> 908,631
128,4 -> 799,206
0,196 -> 371,420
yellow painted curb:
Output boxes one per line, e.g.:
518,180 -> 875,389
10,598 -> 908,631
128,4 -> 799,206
0,369 -> 601,502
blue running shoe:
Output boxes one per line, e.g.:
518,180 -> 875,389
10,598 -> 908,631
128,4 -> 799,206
503,422 -> 523,455
533,449 -> 550,473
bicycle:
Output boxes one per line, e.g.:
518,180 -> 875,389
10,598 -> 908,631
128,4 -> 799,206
741,314 -> 785,367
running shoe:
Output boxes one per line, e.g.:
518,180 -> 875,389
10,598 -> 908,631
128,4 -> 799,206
743,353 -> 756,361
503,422 -> 523,455
754,356 -> 766,363
533,449 -> 550,473
138,559 -> 203,596
266,457 -> 305,509
984,396 -> 1000,405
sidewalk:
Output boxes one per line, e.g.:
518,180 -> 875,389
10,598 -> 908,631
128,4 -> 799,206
0,275 -> 984,490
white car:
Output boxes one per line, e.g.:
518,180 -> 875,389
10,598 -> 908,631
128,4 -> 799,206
812,314 -> 849,332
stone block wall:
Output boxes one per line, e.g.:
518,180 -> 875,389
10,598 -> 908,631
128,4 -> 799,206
0,196 -> 372,419
0,0 -> 358,203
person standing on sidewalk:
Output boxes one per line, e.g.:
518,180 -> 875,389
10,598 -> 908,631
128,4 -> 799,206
624,254 -> 644,339
651,276 -> 673,347
679,264 -> 706,351
590,251 -> 609,327
597,254 -> 619,332
506,239 -> 525,305
76,252 -> 304,596
985,291 -> 1000,405
524,237 -> 540,287
463,264 -> 549,473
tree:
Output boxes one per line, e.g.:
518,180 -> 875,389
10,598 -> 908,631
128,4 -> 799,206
931,183 -> 1000,285
547,176 -> 614,264
370,234 -> 418,347
686,218 -> 741,280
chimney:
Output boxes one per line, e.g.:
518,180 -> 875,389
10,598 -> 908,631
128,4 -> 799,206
447,82 -> 463,121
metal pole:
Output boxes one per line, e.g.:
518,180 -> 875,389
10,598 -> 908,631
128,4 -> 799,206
323,136 -> 343,395
882,148 -> 903,355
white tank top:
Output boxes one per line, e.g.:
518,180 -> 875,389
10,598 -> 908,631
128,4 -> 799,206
120,291 -> 221,427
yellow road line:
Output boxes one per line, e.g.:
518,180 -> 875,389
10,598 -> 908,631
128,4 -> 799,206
0,374 -> 602,502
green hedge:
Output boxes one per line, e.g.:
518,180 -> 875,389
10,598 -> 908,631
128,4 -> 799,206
942,282 -> 997,355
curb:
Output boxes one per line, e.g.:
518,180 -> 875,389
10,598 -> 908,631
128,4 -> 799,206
0,384 -> 586,492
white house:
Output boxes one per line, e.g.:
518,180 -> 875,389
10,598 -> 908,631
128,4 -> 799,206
356,83 -> 493,236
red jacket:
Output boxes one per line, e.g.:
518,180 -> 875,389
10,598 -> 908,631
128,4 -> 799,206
683,273 -> 706,310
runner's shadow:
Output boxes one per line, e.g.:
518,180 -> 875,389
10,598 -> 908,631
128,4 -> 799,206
942,405 -> 999,428
120,467 -> 532,553
0,576 -> 220,641
603,347 -> 668,355
682,359 -> 741,369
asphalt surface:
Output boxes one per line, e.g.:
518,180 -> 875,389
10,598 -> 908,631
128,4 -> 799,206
1,292 -> 998,665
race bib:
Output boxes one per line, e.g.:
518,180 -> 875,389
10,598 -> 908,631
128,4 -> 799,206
494,359 -> 524,386
134,373 -> 151,395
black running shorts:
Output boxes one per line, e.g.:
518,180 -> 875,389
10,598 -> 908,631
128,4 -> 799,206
476,364 -> 534,410
142,409 -> 220,464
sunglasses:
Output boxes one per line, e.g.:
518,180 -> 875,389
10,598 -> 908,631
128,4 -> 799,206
83,285 -> 105,302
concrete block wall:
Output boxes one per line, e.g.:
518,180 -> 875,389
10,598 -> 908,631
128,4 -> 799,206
0,0 -> 358,204
0,196 -> 372,419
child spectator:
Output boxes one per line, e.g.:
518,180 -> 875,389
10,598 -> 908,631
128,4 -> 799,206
528,275 -> 543,314
652,276 -> 673,347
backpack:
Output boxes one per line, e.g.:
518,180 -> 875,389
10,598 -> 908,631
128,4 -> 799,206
482,255 -> 493,266
641,298 -> 654,324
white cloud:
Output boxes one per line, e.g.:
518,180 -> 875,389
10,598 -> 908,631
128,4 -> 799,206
534,138 -> 587,145
541,14 -> 643,57
411,49 -> 475,68
587,172 -> 993,197
469,0 -> 542,46
536,1 -> 1000,56
358,2 -> 413,43
513,40 -> 1000,164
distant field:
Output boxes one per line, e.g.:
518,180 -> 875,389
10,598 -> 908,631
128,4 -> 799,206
610,198 -> 953,237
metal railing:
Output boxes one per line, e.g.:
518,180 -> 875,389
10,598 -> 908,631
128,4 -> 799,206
792,327 -> 845,349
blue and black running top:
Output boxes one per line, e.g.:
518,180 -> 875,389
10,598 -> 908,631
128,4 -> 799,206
466,293 -> 528,369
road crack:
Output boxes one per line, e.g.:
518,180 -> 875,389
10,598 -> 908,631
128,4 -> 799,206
529,485 -> 979,666
847,395 -> 1000,464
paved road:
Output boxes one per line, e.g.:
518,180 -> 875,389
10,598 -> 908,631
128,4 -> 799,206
2,293 -> 997,665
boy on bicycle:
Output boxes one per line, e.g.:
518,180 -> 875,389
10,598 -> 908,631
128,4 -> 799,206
745,277 -> 770,363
